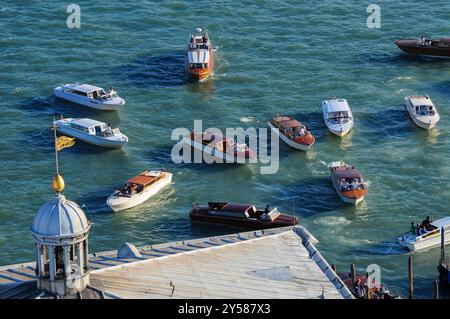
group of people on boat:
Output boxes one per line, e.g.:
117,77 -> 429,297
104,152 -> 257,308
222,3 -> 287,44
116,183 -> 144,197
410,216 -> 434,236
340,177 -> 363,191
285,125 -> 307,139
353,279 -> 392,299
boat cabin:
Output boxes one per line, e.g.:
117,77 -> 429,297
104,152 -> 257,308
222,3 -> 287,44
272,117 -> 307,138
69,119 -> 117,137
408,96 -> 436,116
206,202 -> 281,221
63,84 -> 116,100
187,50 -> 211,70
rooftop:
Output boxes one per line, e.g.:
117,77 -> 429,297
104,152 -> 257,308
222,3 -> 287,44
0,226 -> 352,299
72,83 -> 103,93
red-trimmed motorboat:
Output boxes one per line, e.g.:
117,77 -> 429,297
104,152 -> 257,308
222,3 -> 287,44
185,28 -> 214,81
189,202 -> 298,229
329,161 -> 368,205
338,272 -> 398,299
183,130 -> 256,163
395,36 -> 450,58
268,115 -> 315,151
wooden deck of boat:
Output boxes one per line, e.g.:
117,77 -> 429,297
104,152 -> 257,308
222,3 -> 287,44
0,226 -> 352,299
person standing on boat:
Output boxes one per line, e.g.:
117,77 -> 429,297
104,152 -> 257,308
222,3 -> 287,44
264,205 -> 270,214
410,222 -> 418,236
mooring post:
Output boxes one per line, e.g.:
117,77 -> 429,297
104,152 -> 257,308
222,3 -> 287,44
440,227 -> 445,264
351,263 -> 356,288
434,279 -> 439,299
365,272 -> 370,299
408,255 -> 414,299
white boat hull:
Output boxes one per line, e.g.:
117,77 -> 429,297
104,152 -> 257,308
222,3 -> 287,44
106,174 -> 172,212
267,122 -> 312,151
54,125 -> 127,148
398,229 -> 450,252
54,89 -> 125,111
182,137 -> 248,164
405,104 -> 440,130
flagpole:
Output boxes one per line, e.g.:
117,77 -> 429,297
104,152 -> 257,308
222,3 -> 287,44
53,117 -> 59,175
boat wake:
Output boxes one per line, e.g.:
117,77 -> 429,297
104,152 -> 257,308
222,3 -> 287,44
240,116 -> 255,123
313,216 -> 352,226
388,76 -> 414,83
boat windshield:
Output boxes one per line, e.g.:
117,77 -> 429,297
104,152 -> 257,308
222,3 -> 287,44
328,111 -> 350,123
415,105 -> 435,116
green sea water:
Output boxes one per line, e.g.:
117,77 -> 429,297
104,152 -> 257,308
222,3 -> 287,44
1,0 -> 450,298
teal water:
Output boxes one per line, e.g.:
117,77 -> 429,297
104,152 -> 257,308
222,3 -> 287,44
1,0 -> 450,298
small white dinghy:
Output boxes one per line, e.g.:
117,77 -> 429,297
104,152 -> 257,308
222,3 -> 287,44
106,170 -> 172,212
398,217 -> 450,252
53,118 -> 128,148
322,98 -> 353,137
404,95 -> 440,129
54,83 -> 125,111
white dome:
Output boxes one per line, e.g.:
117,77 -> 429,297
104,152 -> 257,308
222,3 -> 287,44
31,194 -> 90,238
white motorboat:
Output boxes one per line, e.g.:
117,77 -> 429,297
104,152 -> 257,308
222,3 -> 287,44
53,118 -> 128,148
267,115 -> 315,151
182,130 -> 256,164
53,83 -> 125,111
322,98 -> 354,137
106,170 -> 172,212
398,217 -> 450,252
404,95 -> 440,129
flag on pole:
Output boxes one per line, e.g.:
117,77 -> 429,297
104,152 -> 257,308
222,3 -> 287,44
55,136 -> 75,151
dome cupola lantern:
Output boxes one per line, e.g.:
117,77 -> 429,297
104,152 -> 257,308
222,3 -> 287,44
31,174 -> 91,296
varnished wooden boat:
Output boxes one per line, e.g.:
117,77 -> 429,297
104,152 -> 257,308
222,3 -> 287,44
268,115 -> 315,151
185,28 -> 214,81
329,161 -> 367,205
395,37 -> 450,58
189,202 -> 298,229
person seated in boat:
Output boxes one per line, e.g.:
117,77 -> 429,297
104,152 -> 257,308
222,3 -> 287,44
421,216 -> 432,229
341,180 -> 351,191
410,222 -> 418,236
298,126 -> 306,136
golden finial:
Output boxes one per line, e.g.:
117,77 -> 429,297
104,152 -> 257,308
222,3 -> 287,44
52,174 -> 65,193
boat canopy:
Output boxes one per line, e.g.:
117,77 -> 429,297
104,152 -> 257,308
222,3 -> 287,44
278,119 -> 301,129
71,118 -> 105,128
72,83 -> 103,93
431,217 -> 450,230
333,168 -> 362,179
324,99 -> 349,113
128,175 -> 156,186
408,96 -> 433,107
188,50 -> 210,64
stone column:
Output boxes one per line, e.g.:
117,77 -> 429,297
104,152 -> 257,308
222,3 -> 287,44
83,240 -> 89,270
48,246 -> 56,280
77,242 -> 84,274
63,246 -> 71,277
36,243 -> 44,276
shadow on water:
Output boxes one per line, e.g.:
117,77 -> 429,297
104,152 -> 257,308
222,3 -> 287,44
276,176 -> 346,217
291,111 -> 328,141
77,187 -> 112,215
121,52 -> 188,87
19,96 -> 120,124
351,241 -> 408,256
357,108 -> 414,137
358,52 -> 450,68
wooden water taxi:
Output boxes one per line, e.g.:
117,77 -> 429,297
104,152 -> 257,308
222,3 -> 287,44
404,95 -> 440,129
268,116 -> 315,151
185,28 -> 214,81
189,202 -> 298,229
183,130 -> 256,164
395,36 -> 450,58
329,161 -> 367,205
106,170 -> 172,212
